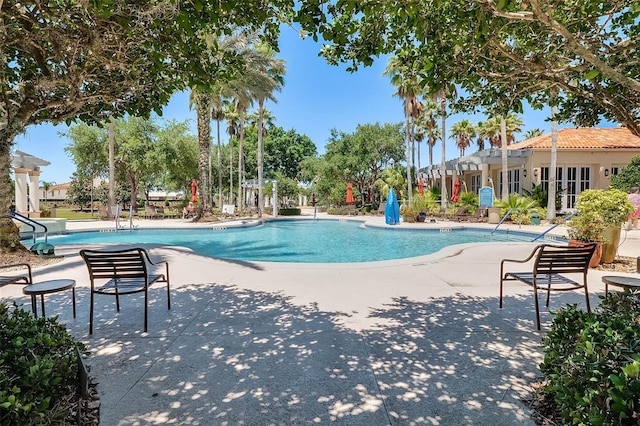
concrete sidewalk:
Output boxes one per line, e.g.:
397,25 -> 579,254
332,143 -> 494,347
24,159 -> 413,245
2,216 -> 639,425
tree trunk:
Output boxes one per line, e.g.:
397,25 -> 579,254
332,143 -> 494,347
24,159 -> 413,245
405,112 -> 413,206
216,120 -> 222,209
547,102 -> 558,219
196,94 -> 211,211
440,98 -> 447,210
108,117 -> 115,218
237,115 -> 245,210
500,115 -> 509,201
257,99 -> 265,217
0,137 -> 21,251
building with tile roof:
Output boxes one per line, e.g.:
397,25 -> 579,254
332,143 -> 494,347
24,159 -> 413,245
420,127 -> 640,211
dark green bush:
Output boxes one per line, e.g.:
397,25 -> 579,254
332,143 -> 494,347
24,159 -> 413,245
279,207 -> 301,216
0,303 -> 88,425
540,291 -> 640,425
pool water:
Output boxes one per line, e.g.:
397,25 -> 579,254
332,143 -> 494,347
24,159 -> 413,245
48,219 -> 549,263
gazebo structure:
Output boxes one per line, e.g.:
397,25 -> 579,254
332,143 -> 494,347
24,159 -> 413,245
11,150 -> 50,218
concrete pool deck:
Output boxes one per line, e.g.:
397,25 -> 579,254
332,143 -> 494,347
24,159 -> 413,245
2,214 -> 640,425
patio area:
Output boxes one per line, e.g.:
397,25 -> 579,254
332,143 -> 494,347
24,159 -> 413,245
2,216 -> 639,425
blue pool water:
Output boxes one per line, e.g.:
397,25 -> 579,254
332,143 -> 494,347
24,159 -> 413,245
48,219 -> 548,263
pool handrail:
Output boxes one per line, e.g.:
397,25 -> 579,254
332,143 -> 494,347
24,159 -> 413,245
9,210 -> 48,244
491,208 -> 520,235
530,210 -> 578,242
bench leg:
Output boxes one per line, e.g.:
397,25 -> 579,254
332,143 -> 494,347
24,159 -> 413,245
40,294 -> 46,317
533,286 -> 541,330
30,295 -> 38,318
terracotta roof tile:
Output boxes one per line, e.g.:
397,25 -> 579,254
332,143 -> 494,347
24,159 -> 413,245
508,127 -> 640,150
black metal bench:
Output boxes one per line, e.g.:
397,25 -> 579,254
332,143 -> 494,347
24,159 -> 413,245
499,243 -> 597,330
80,248 -> 171,334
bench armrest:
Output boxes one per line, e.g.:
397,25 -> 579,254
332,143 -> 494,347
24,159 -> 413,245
0,263 -> 33,284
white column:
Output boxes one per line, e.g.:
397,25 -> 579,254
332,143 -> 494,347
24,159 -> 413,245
28,170 -> 41,213
14,167 -> 29,213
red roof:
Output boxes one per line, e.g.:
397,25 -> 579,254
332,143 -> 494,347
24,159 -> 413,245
509,127 -> 640,150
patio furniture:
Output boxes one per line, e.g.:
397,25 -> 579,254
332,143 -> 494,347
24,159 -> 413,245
22,279 -> 76,318
602,275 -> 640,295
144,204 -> 161,219
499,243 -> 597,330
0,263 -> 32,287
80,248 -> 171,334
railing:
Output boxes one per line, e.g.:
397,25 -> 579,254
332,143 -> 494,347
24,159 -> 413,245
9,211 -> 48,244
491,208 -> 520,235
531,210 -> 578,242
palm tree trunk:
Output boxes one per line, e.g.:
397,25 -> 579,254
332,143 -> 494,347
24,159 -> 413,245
500,115 -> 509,202
229,141 -> 234,205
257,100 -> 265,217
405,113 -> 413,206
237,117 -> 245,210
440,98 -> 447,210
547,102 -> 558,219
108,117 -> 115,218
196,94 -> 211,211
217,121 -> 222,209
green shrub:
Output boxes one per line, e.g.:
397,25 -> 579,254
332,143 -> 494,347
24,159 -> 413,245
539,291 -> 640,425
0,303 -> 88,425
279,207 -> 301,216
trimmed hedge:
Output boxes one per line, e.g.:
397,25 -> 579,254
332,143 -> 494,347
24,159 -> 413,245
540,291 -> 640,425
279,208 -> 301,216
0,303 -> 88,425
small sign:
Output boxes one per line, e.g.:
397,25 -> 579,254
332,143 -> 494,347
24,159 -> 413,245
479,186 -> 494,208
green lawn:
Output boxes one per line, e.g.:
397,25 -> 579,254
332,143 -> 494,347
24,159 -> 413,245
52,208 -> 100,220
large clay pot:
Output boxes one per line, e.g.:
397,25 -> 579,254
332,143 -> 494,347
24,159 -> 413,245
568,240 -> 602,268
601,224 -> 622,264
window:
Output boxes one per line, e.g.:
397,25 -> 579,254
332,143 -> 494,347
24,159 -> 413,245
498,169 -> 522,196
471,174 -> 482,194
541,166 -> 590,210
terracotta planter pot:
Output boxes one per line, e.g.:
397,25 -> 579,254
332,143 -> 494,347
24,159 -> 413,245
601,225 -> 622,264
568,240 -> 602,268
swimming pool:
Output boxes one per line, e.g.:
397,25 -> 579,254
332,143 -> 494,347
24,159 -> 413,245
48,219 -> 553,263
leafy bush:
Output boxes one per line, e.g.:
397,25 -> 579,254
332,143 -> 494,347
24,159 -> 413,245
539,292 -> 640,425
0,303 -> 88,425
279,207 -> 301,216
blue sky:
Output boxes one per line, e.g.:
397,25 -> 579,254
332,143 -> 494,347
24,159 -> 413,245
13,25 -> 583,185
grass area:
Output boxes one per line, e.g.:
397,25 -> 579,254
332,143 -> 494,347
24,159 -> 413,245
53,208 -> 101,220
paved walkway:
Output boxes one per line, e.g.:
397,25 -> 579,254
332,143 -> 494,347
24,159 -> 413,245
2,215 -> 639,425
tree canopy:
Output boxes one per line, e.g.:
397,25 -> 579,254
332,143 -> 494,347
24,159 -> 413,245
296,0 -> 640,133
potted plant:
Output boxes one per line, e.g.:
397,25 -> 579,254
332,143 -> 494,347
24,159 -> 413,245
567,189 -> 634,264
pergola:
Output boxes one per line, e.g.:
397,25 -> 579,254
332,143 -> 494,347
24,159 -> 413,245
11,150 -> 50,217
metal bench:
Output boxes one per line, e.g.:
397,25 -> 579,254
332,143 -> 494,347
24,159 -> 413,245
499,243 -> 597,330
0,262 -> 33,287
80,248 -> 171,334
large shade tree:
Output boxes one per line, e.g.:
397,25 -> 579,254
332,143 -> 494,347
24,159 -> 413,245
1,0 -> 296,250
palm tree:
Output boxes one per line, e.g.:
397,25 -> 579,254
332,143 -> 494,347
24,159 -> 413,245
476,120 -> 493,151
189,90 -> 212,209
224,103 -> 240,204
247,45 -> 285,217
450,119 -> 476,156
524,128 -> 544,139
420,99 -> 440,166
432,86 -> 456,210
383,55 -> 423,206
211,87 -> 228,208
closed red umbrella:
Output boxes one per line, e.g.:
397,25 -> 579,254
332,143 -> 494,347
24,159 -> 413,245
191,179 -> 198,203
418,179 -> 424,196
451,178 -> 461,203
346,183 -> 355,204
